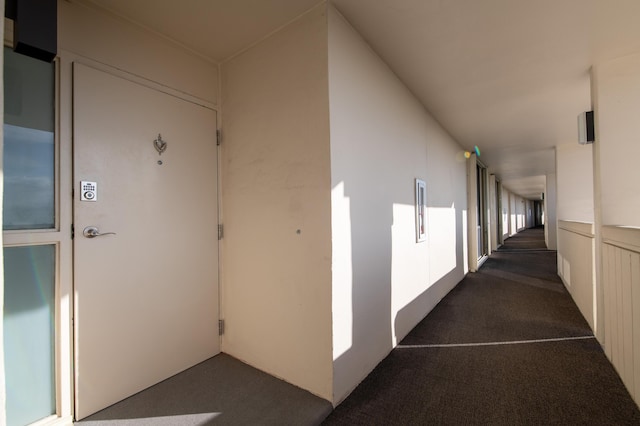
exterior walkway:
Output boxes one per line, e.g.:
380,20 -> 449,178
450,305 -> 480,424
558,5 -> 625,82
75,228 -> 640,425
323,227 -> 640,425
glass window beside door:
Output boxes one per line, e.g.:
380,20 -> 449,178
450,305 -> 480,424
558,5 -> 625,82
3,46 -> 55,230
3,45 -> 57,426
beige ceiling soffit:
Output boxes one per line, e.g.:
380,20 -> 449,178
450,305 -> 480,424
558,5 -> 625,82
329,1 -> 464,151
69,0 -> 219,65
221,0 -> 327,63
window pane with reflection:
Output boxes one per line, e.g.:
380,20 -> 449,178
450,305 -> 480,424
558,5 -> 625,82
3,244 -> 56,425
3,47 -> 55,230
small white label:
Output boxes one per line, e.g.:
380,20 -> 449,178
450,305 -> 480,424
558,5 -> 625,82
80,181 -> 98,202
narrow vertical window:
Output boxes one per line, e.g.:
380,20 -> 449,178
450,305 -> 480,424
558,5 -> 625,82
3,47 -> 55,230
3,245 -> 56,425
415,179 -> 427,242
3,45 -> 57,425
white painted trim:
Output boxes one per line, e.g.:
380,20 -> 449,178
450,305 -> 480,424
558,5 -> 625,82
397,335 -> 595,349
558,220 -> 595,239
590,65 -> 605,346
467,155 -> 479,271
57,56 -> 75,422
602,226 -> 640,254
59,49 -> 219,111
0,10 -> 5,426
2,51 -> 74,424
415,178 -> 427,243
28,414 -> 73,426
489,174 -> 498,252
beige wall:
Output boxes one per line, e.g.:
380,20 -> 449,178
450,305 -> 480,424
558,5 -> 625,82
515,195 -> 525,232
544,173 -> 557,249
220,4 -> 333,401
328,5 -> 468,404
59,0 -> 218,106
594,53 -> 640,228
556,144 -> 594,223
555,142 -> 596,333
592,52 -> 640,406
501,186 -> 510,239
509,191 -> 517,235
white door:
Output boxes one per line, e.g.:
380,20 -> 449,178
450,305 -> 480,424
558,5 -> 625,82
73,63 -> 219,419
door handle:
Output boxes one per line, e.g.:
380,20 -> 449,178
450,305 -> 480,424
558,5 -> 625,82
83,226 -> 116,238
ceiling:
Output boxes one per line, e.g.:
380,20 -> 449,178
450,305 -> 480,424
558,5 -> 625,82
82,0 -> 640,200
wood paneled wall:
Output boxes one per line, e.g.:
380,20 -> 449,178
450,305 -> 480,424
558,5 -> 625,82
557,221 -> 595,331
602,226 -> 640,403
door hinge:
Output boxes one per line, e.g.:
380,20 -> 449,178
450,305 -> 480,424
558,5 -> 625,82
71,224 -> 75,240
218,319 -> 225,336
218,224 -> 223,240
216,129 -> 221,146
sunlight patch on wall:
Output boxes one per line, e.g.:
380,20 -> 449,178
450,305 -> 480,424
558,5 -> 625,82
427,205 -> 457,283
390,204 -> 457,313
390,203 -> 429,313
331,182 -> 353,360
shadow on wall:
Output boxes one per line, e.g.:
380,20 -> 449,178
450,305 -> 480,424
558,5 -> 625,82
332,177 -> 393,399
394,205 -> 467,342
332,166 -> 467,402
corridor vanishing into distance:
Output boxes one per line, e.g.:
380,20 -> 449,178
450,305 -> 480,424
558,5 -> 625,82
74,228 -> 640,426
324,227 -> 640,425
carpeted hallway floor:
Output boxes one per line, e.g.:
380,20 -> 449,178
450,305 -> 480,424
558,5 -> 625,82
75,227 -> 640,425
323,227 -> 640,425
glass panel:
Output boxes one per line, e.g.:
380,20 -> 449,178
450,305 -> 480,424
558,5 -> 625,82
3,47 -> 55,230
3,245 -> 56,426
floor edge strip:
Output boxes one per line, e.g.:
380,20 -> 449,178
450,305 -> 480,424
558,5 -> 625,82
397,335 -> 596,349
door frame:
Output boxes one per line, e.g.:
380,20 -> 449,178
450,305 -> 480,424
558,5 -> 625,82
467,153 -> 490,272
58,52 -> 221,422
2,29 -> 74,425
476,162 -> 489,261
71,60 -> 221,418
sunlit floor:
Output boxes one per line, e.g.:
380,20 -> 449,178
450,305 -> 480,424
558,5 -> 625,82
75,353 -> 332,426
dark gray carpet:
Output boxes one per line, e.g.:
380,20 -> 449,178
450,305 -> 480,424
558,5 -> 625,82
75,353 -> 332,426
497,227 -> 548,251
324,227 -> 640,425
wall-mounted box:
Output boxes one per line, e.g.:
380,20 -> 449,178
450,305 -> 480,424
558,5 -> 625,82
578,111 -> 595,145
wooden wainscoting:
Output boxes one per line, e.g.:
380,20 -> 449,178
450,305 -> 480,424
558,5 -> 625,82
602,226 -> 640,404
557,221 -> 596,331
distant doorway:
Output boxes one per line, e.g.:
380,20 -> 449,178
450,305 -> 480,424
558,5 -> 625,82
476,164 -> 489,261
533,200 -> 544,227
